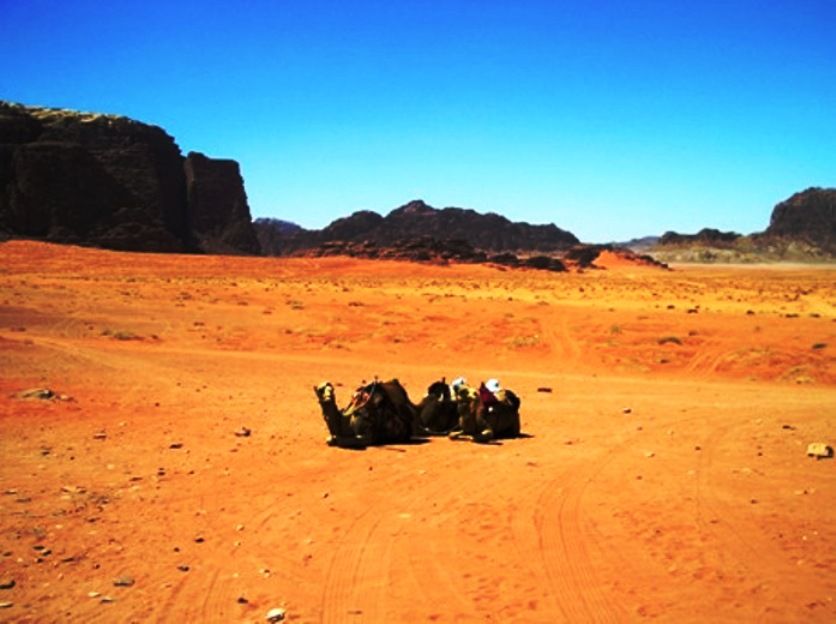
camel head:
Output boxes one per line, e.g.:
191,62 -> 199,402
314,381 -> 335,404
425,378 -> 451,403
454,383 -> 477,404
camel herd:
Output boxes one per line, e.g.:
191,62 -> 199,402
314,377 -> 522,447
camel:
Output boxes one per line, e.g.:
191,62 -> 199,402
314,378 -> 420,447
415,378 -> 460,435
450,382 -> 521,443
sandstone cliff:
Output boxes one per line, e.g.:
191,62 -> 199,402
0,102 -> 260,254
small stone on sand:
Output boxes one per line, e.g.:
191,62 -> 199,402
266,607 -> 286,622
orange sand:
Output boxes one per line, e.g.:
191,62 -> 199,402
0,240 -> 834,622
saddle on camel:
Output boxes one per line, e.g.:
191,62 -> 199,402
450,377 -> 522,443
314,378 -> 423,448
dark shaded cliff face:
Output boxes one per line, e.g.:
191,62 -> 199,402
766,187 -> 835,252
0,102 -> 259,255
254,198 -> 579,256
184,152 -> 260,254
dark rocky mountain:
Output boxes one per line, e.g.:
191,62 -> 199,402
650,188 -> 835,262
764,187 -> 835,252
253,217 -> 302,255
659,228 -> 741,247
254,199 -> 579,256
0,102 -> 259,254
184,152 -> 260,254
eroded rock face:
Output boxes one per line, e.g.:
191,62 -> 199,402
0,102 -> 259,255
184,152 -> 260,254
0,102 -> 187,251
766,187 -> 835,252
254,198 -> 579,256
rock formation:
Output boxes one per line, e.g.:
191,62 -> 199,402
184,152 -> 260,254
659,228 -> 741,247
254,198 -> 578,256
0,101 -> 260,254
651,188 -> 835,262
764,187 -> 835,252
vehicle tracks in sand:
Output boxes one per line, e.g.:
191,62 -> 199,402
532,447 -> 628,623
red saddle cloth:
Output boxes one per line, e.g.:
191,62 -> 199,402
478,383 -> 499,407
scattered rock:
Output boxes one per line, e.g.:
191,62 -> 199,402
237,596 -> 249,604
100,596 -> 116,604
644,451 -> 655,458
177,565 -> 190,572
806,443 -> 833,460
0,579 -> 14,590
87,591 -> 100,598
536,387 -> 553,393
266,607 -> 286,622
622,407 -> 632,414
782,424 -> 796,431
0,601 -> 12,609
234,427 -> 252,437
113,576 -> 134,587
16,388 -> 55,400
93,431 -> 107,440
194,536 -> 205,543
169,442 -> 184,449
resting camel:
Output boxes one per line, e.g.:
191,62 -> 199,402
314,378 -> 422,447
415,378 -> 460,435
451,382 -> 521,443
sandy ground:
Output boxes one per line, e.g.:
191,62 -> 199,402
0,240 -> 834,623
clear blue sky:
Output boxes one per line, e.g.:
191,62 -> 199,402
1,0 -> 834,242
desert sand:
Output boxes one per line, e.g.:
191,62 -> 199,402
0,240 -> 834,623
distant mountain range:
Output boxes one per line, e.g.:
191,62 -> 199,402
254,199 -> 579,256
647,188 -> 835,262
2,101 -> 832,264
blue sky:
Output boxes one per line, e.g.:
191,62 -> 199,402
1,0 -> 834,242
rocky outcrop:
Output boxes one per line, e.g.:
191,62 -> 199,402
0,102 -> 259,254
184,152 -> 260,254
658,228 -> 741,247
254,198 -> 578,256
650,189 -> 835,262
764,187 -> 835,252
297,235 -> 572,271
253,217 -> 303,255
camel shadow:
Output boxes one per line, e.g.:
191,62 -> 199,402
330,438 -> 432,452
448,431 -> 535,445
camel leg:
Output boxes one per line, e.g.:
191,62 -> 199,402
473,404 -> 494,442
